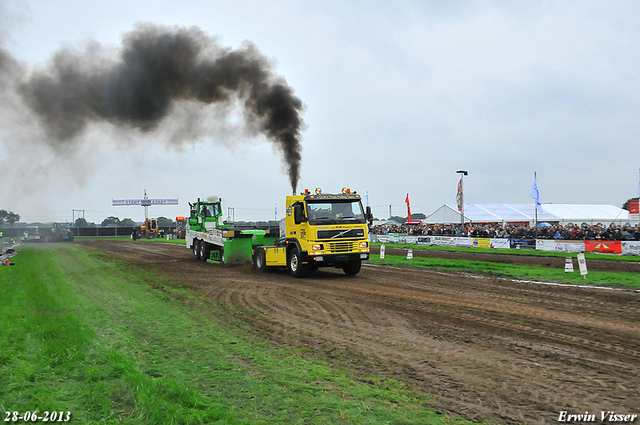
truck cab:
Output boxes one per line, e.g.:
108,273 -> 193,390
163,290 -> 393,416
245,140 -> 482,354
254,187 -> 372,277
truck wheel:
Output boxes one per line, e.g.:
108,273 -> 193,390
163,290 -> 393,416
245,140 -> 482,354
253,248 -> 266,272
288,247 -> 308,278
193,240 -> 200,258
199,241 -> 211,261
343,260 -> 361,276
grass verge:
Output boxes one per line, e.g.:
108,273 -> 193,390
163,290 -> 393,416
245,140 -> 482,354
369,254 -> 640,289
0,245 -> 465,424
370,242 -> 640,262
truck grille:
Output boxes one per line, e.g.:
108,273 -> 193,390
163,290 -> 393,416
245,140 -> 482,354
317,228 -> 364,239
326,241 -> 358,253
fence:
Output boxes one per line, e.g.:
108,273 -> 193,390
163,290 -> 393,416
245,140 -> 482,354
0,226 -> 176,239
370,234 -> 640,254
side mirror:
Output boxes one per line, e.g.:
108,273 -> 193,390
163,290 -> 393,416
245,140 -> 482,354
366,206 -> 373,225
294,203 -> 306,224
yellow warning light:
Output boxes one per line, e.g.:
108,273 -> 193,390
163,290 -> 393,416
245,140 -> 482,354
315,187 -> 322,194
342,187 -> 351,194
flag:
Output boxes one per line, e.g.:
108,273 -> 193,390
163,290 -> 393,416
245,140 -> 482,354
365,191 -> 370,207
456,178 -> 462,212
530,173 -> 542,213
275,203 -> 278,216
405,193 -> 412,223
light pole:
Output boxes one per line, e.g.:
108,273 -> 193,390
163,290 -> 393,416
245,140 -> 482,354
456,170 -> 468,227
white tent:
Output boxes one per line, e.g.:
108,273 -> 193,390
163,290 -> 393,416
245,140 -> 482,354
424,204 -> 629,225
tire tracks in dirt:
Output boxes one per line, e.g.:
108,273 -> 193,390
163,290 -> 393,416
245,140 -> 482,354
79,240 -> 640,424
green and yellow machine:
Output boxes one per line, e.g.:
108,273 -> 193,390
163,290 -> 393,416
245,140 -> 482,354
186,198 -> 278,264
253,187 -> 372,277
187,188 -> 372,277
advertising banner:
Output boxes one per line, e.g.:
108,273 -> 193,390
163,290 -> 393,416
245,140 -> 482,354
376,235 -> 396,244
585,240 -> 622,254
629,200 -> 639,214
456,237 -> 473,247
489,239 -> 511,249
536,239 -> 585,252
416,236 -> 457,246
112,198 -> 179,206
536,239 -> 555,251
554,241 -> 586,253
621,241 -> 640,256
473,238 -> 491,249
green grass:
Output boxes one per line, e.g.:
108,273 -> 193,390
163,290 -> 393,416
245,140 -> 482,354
0,245 -> 464,424
370,254 -> 640,289
370,242 -> 640,262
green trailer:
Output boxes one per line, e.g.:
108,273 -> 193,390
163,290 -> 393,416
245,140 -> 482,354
185,198 -> 278,264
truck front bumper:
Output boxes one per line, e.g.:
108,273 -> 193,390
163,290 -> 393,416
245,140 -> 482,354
302,252 -> 369,266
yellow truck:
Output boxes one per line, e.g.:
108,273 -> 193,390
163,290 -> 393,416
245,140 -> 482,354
252,187 -> 372,277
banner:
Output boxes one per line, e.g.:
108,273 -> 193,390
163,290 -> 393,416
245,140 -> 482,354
536,239 -> 585,252
456,237 -> 474,247
629,200 -> 639,214
490,239 -> 510,249
585,240 -> 622,254
416,236 -> 457,246
621,241 -> 640,256
536,239 -> 555,251
529,173 -> 542,213
112,198 -> 179,206
473,238 -> 491,248
554,241 -> 585,253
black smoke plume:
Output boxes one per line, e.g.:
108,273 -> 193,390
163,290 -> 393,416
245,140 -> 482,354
18,24 -> 304,193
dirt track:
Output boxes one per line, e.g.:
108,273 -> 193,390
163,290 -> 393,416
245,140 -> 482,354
79,240 -> 640,424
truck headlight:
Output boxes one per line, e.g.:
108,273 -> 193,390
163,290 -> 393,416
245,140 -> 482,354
359,241 -> 368,248
312,244 -> 324,251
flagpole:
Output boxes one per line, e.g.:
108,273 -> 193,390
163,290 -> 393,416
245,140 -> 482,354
456,170 -> 468,227
534,171 -> 538,228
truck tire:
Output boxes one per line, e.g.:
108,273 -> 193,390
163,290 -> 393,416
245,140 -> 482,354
193,240 -> 200,258
199,241 -> 211,261
288,247 -> 308,278
253,248 -> 266,272
343,259 -> 361,276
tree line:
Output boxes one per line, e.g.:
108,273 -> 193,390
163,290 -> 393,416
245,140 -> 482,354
75,216 -> 177,228
0,209 -> 20,226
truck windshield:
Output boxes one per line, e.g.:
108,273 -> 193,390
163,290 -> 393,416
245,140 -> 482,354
200,203 -> 220,218
306,200 -> 366,224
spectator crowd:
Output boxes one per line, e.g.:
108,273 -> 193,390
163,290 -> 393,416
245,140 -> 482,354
369,222 -> 640,241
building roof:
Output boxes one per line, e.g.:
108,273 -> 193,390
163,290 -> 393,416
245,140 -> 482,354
424,204 -> 630,225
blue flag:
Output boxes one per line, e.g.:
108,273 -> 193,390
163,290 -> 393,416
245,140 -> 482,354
530,174 -> 542,213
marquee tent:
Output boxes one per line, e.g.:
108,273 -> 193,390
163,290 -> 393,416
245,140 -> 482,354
424,204 -> 630,225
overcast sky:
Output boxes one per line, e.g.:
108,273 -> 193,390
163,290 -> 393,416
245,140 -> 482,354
1,0 -> 639,224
